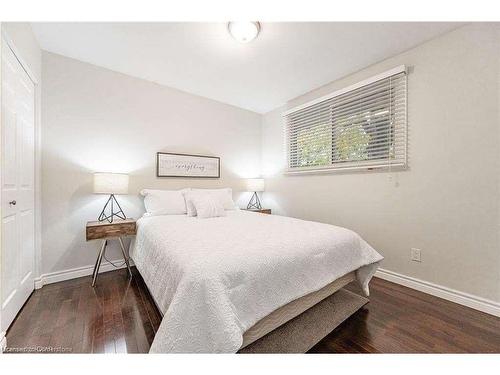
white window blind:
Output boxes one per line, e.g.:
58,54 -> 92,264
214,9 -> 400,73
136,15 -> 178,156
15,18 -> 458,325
284,66 -> 407,173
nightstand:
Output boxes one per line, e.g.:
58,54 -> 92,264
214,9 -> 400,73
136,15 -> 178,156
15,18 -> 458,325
243,208 -> 271,214
86,218 -> 136,287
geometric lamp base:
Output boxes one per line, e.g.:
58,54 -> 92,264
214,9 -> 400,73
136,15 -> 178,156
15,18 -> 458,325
98,194 -> 126,223
246,191 -> 262,210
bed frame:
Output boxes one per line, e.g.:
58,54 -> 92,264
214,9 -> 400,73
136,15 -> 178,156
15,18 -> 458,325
240,271 -> 355,349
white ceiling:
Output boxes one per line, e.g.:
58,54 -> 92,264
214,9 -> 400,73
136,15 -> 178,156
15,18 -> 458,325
31,22 -> 462,113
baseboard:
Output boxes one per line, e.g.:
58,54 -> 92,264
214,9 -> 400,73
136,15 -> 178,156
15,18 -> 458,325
34,259 -> 134,289
32,263 -> 500,317
0,331 -> 6,353
375,268 -> 500,317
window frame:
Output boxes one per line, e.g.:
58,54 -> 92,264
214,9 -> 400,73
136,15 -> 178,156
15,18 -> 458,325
284,65 -> 407,174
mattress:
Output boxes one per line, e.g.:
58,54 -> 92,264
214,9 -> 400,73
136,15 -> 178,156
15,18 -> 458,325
131,210 -> 383,353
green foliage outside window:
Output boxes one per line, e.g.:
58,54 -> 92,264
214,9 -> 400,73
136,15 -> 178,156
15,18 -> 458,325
295,123 -> 331,167
293,110 -> 392,167
335,114 -> 371,161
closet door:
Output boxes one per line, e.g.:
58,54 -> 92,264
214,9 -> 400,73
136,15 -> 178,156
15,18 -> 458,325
1,39 -> 35,332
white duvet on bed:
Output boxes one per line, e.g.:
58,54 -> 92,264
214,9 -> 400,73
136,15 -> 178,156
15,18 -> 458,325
130,210 -> 383,353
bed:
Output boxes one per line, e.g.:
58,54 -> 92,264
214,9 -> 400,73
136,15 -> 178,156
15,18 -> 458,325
130,209 -> 383,353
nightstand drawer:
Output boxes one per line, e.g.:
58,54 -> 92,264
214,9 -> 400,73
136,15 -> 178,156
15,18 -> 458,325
86,219 -> 136,241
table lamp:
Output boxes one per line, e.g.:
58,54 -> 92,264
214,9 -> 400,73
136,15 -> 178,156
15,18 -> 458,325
93,172 -> 129,223
246,178 -> 265,210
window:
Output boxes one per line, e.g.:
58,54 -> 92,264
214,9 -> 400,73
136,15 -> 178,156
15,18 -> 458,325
285,66 -> 407,173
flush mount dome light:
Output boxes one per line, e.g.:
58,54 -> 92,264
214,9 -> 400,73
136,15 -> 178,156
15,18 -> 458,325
227,22 -> 260,43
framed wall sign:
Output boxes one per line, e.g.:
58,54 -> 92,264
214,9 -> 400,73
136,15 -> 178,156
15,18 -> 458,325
156,152 -> 220,178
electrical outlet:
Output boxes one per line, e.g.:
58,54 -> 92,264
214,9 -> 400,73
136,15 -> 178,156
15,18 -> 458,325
411,248 -> 421,262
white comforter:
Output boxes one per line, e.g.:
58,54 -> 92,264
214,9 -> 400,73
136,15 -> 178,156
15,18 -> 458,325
130,210 -> 383,353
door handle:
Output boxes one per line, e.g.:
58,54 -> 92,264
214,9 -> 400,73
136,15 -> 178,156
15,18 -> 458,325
9,200 -> 16,206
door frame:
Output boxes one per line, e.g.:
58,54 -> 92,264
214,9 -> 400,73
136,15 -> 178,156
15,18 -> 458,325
0,27 -> 41,347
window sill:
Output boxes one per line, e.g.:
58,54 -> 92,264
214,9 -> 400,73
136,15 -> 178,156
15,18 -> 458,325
284,162 -> 407,175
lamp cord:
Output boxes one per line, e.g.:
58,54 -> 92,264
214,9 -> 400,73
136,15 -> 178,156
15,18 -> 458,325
102,252 -> 126,268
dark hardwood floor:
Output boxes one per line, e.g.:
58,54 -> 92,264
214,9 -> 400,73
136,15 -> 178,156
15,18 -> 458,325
5,267 -> 161,353
309,278 -> 500,353
5,267 -> 500,353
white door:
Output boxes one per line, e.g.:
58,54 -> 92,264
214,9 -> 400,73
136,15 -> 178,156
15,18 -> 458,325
1,39 -> 35,332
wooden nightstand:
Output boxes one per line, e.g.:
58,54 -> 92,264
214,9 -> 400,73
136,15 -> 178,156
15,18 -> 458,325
243,208 -> 271,214
86,218 -> 136,287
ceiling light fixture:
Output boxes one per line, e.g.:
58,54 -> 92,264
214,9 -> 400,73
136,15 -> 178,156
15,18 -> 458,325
227,22 -> 261,43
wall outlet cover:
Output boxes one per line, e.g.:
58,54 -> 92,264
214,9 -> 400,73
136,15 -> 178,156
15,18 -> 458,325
411,248 -> 422,262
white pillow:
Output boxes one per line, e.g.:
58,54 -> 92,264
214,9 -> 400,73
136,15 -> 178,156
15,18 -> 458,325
191,195 -> 226,219
141,189 -> 190,216
183,191 -> 198,217
191,188 -> 237,210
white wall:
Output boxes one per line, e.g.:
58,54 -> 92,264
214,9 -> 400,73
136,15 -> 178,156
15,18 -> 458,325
261,24 -> 500,303
41,52 -> 262,275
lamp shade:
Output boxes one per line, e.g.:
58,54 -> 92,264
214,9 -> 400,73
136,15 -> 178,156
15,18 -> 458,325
246,178 -> 265,192
93,173 -> 129,195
